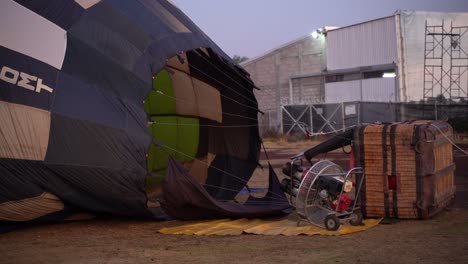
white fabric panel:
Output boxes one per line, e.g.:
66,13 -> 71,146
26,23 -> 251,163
362,78 -> 397,102
399,11 -> 468,102
0,0 -> 67,69
327,16 -> 397,70
0,192 -> 64,222
192,78 -> 222,123
171,68 -> 222,122
75,0 -> 101,9
167,53 -> 190,73
172,70 -> 198,117
325,80 -> 361,103
0,101 -> 51,161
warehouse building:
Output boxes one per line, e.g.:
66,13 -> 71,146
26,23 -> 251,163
242,11 -> 468,135
241,28 -> 330,133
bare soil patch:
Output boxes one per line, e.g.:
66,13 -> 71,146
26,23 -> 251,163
1,141 -> 467,264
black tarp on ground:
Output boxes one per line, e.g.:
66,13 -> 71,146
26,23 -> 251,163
161,157 -> 291,220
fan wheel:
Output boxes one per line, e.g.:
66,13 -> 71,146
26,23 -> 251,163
324,214 -> 340,231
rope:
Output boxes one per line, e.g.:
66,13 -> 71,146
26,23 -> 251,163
191,49 -> 255,96
304,125 -> 357,136
148,120 -> 327,128
153,90 -> 259,121
201,184 -> 289,203
149,122 -> 258,128
430,123 -> 468,157
166,64 -> 259,106
158,144 -> 289,201
147,172 -> 288,204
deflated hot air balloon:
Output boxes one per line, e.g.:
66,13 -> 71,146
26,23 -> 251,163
0,0 -> 290,223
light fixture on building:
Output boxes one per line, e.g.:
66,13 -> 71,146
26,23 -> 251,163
382,72 -> 396,78
311,28 -> 323,39
311,31 -> 319,39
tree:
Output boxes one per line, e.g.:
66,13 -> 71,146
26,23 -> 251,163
232,55 -> 249,64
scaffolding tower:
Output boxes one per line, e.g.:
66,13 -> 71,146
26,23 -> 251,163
424,20 -> 468,102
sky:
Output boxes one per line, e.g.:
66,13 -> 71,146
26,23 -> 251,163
173,0 -> 468,59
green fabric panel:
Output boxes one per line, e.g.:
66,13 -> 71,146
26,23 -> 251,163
144,70 -> 202,184
146,144 -> 158,172
147,145 -> 173,172
147,116 -> 200,173
176,117 -> 199,163
150,116 -> 179,146
144,70 -> 175,115
145,170 -> 166,188
147,116 -> 178,172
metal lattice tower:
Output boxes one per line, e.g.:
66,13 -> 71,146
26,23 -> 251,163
423,20 -> 468,102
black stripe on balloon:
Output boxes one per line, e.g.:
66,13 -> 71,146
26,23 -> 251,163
45,113 -> 149,169
0,46 -> 58,110
61,35 -> 150,102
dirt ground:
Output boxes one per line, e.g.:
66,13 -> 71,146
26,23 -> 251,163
1,140 -> 467,264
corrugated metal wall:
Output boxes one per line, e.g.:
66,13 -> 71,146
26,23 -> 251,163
325,78 -> 396,103
327,16 -> 398,70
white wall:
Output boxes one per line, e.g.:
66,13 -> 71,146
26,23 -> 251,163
325,80 -> 361,103
325,78 -> 396,103
362,78 -> 396,102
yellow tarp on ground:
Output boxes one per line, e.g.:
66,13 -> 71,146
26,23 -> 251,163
159,218 -> 382,236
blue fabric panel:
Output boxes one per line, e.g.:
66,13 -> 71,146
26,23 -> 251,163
123,99 -> 152,156
123,99 -> 148,131
61,34 -> 150,102
45,114 -> 145,170
143,33 -> 212,76
121,98 -> 152,168
104,0 -> 172,38
205,155 -> 258,200
154,0 -> 231,61
83,1 -> 151,52
51,72 -> 127,128
136,0 -> 190,33
69,7 -> 145,72
132,55 -> 153,86
152,0 -> 200,33
0,47 -> 58,110
14,0 -> 84,30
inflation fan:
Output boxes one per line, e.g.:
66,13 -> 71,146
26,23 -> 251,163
281,158 -> 365,231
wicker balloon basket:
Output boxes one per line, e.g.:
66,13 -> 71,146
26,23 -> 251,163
353,120 -> 456,219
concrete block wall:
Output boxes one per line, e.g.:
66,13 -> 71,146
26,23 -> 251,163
293,76 -> 323,104
242,36 -> 326,131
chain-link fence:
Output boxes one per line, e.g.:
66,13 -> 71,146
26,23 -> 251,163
279,102 -> 468,136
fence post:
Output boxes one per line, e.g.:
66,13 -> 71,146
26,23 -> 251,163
280,107 -> 283,134
357,102 -> 361,126
341,102 -> 345,131
309,104 -> 313,134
